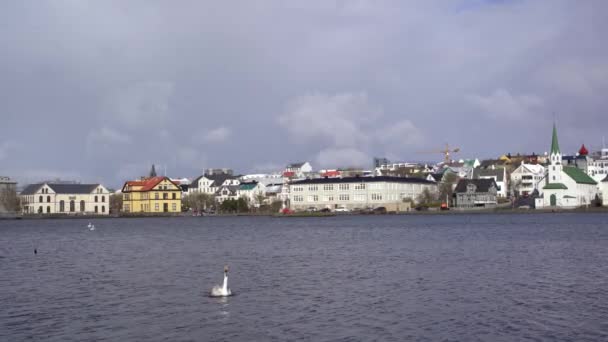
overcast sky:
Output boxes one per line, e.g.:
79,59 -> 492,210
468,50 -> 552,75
1,1 -> 607,188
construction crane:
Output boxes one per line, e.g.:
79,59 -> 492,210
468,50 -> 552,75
418,143 -> 460,164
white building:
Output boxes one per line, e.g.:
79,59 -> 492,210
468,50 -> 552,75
20,183 -> 111,215
601,176 -> 608,206
537,124 -> 598,209
473,167 -> 508,198
510,162 -> 545,196
289,176 -> 437,212
237,181 -> 266,207
284,162 -> 312,178
189,172 -> 240,195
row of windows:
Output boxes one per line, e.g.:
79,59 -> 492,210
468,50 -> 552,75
124,192 -> 177,200
29,202 -> 105,213
34,195 -> 105,203
291,183 -> 421,192
297,193 -> 415,202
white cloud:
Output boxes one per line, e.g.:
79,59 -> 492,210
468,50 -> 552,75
316,147 -> 369,169
278,92 -> 380,147
466,89 -> 544,120
278,92 -> 424,168
106,81 -> 174,127
201,126 -> 232,144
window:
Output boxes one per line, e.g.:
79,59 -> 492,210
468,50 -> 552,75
102,206 -> 105,213
163,193 -> 168,200
354,183 -> 366,190
124,203 -> 130,212
80,200 -> 85,212
371,193 -> 383,201
95,206 -> 98,213
354,194 -> 366,201
155,203 -> 159,211
101,196 -> 105,203
69,200 -> 75,212
323,195 -> 334,202
339,184 -> 349,190
47,196 -> 51,203
323,184 -> 334,191
172,193 -> 176,199
293,195 -> 304,202
308,185 -> 318,191
47,206 -> 51,213
155,193 -> 159,200
95,196 -> 98,203
172,203 -> 176,211
59,200 -> 65,212
39,196 -> 43,202
339,194 -> 349,201
124,193 -> 130,201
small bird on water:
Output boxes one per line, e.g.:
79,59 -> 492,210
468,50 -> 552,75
34,249 -> 37,255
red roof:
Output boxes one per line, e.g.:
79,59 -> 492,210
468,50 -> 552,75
283,171 -> 295,177
321,170 -> 341,178
579,144 -> 588,156
123,176 -> 178,192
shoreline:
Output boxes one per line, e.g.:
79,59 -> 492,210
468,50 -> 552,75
3,206 -> 608,220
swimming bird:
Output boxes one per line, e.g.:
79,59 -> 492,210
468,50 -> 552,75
34,248 -> 37,255
88,222 -> 95,231
210,266 -> 232,297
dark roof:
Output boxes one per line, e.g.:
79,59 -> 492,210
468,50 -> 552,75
20,184 -> 43,195
603,175 -> 608,182
192,174 -> 236,187
430,173 -> 444,182
215,185 -> 238,195
290,176 -> 435,185
287,162 -> 306,168
454,179 -> 497,193
473,168 -> 505,182
21,183 -> 100,195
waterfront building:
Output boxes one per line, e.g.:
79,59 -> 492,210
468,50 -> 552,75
288,176 -> 437,212
189,170 -> 240,195
453,179 -> 498,208
121,176 -> 182,213
20,183 -> 110,215
237,181 -> 266,207
601,176 -> 608,207
215,185 -> 239,203
510,163 -> 545,196
472,167 -> 508,198
537,124 -> 598,208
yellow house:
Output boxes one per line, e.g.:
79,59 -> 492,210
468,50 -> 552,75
121,176 -> 182,214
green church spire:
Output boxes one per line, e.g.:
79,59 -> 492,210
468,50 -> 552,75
551,123 -> 560,155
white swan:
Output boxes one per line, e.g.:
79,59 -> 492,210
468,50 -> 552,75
210,266 -> 232,297
88,222 -> 95,231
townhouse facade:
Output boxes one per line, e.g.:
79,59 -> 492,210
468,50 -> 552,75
20,183 -> 110,215
288,176 -> 437,212
121,176 -> 182,213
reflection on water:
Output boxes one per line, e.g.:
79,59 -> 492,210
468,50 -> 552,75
1,214 -> 608,341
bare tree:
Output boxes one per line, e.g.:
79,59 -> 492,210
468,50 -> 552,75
0,188 -> 21,213
109,193 -> 123,214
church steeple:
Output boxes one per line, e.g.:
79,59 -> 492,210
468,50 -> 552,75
551,123 -> 560,155
149,164 -> 157,178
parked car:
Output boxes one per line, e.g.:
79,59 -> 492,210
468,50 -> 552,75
320,208 -> 331,213
334,207 -> 350,212
306,207 -> 318,212
373,206 -> 387,214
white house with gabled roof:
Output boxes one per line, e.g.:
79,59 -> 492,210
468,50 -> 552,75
20,183 -> 110,215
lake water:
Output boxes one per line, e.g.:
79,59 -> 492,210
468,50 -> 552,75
1,214 -> 608,341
